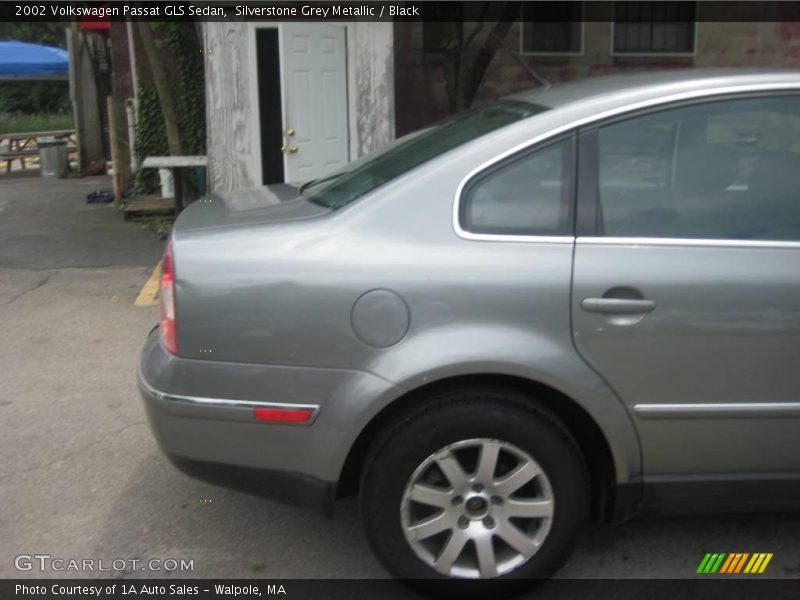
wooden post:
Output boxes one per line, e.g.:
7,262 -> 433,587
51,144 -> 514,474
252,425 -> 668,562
173,168 -> 184,214
107,96 -> 123,201
66,25 -> 84,173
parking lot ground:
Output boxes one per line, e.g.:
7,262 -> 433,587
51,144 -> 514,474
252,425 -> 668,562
1,175 -> 799,590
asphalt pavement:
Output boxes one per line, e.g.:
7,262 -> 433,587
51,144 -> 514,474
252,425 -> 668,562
1,174 -> 799,591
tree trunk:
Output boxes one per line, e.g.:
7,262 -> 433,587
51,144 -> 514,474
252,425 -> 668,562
442,22 -> 462,113
441,2 -> 521,114
136,22 -> 183,156
462,3 -> 520,109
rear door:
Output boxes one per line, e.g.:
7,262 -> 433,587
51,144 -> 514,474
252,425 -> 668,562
571,94 -> 800,480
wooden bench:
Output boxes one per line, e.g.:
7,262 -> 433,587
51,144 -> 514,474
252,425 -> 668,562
141,156 -> 207,214
0,130 -> 77,173
0,149 -> 39,171
0,148 -> 78,173
122,195 -> 176,221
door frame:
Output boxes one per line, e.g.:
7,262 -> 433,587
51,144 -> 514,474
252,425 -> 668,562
570,89 -> 800,482
248,22 -> 352,186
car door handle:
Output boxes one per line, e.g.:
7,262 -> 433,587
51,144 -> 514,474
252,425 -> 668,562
580,298 -> 656,314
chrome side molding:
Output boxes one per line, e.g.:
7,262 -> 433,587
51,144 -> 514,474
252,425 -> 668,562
634,402 -> 800,420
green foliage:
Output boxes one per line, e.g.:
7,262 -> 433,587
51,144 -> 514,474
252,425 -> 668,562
0,23 -> 72,115
134,85 -> 168,194
0,112 -> 73,134
156,22 -> 206,155
142,216 -> 174,240
0,22 -> 67,48
174,36 -> 206,155
134,23 -> 206,195
0,81 -> 72,114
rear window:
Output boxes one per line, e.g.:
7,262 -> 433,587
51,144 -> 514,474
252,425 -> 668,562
301,101 -> 549,210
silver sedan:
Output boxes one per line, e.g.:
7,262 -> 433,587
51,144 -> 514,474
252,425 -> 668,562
139,69 -> 800,592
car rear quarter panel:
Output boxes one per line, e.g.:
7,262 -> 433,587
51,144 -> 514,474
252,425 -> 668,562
171,114 -> 642,484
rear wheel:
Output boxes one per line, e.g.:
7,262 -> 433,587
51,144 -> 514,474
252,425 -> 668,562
360,389 -> 589,594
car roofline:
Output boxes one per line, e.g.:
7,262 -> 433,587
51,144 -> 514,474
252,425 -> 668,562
505,69 -> 800,112
453,79 -> 800,243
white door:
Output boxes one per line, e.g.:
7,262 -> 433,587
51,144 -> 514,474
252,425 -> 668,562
280,24 -> 349,184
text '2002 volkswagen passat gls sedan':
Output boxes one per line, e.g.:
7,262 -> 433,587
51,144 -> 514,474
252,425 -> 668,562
139,70 -> 800,591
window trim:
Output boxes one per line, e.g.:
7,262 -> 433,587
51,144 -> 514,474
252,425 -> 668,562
576,129 -> 600,237
579,90 -> 800,246
452,82 -> 800,244
610,2 -> 698,57
577,237 -> 800,249
519,2 -> 585,57
457,134 -> 577,239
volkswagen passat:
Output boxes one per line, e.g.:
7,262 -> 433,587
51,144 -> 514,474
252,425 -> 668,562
139,70 -> 800,590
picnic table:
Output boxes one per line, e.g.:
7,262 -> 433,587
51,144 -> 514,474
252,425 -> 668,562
0,129 -> 77,173
141,155 -> 207,214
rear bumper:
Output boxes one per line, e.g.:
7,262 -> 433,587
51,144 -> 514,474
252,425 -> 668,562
163,453 -> 336,516
137,329 -> 396,514
138,371 -> 336,515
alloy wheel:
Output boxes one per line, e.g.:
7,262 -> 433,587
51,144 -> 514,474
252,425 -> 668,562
400,438 -> 555,579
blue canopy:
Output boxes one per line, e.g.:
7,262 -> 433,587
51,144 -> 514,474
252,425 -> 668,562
0,41 -> 69,79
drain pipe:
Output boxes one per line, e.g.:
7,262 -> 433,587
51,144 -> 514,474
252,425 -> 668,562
126,20 -> 140,173
125,99 -> 137,173
126,20 -> 140,115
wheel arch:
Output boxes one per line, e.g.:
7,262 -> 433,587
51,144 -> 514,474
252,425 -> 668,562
337,372 -> 632,523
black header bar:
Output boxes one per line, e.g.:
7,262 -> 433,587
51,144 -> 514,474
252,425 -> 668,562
4,1 -> 800,23
4,578 -> 800,600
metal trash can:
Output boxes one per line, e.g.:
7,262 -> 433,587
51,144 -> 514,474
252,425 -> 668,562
39,139 -> 68,178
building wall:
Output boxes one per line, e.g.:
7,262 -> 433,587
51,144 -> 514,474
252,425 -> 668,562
67,26 -> 108,169
108,21 -> 193,186
108,23 -> 133,186
395,19 -> 800,136
204,22 -> 256,191
348,22 -> 395,158
204,21 -> 394,192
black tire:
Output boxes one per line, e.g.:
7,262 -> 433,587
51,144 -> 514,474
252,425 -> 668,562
360,386 -> 590,597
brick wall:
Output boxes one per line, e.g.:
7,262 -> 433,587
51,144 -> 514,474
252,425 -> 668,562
394,18 -> 800,136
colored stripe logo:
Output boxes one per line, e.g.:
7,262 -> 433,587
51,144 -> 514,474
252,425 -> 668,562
697,553 -> 773,574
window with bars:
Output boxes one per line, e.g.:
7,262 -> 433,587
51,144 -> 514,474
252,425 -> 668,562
520,1 -> 583,55
613,1 -> 696,55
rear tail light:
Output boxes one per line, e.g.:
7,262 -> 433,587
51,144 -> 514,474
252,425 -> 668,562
160,242 -> 178,355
